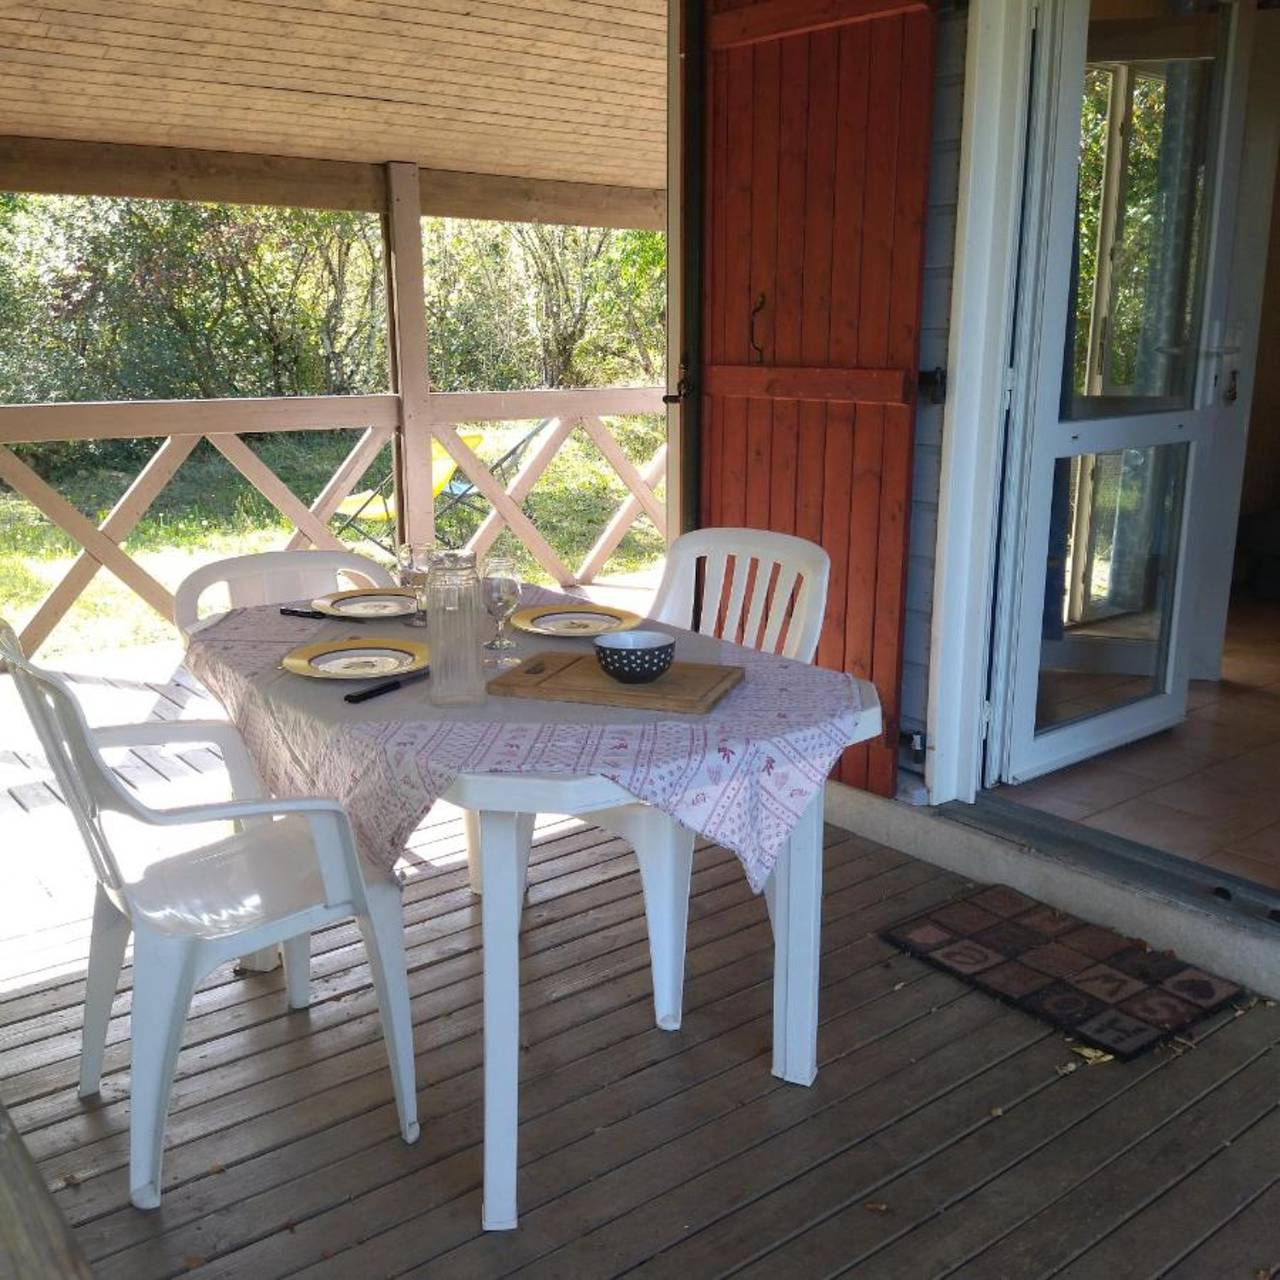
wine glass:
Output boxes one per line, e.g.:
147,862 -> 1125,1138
482,555 -> 521,664
396,541 -> 433,627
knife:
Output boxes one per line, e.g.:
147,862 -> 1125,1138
344,667 -> 431,704
280,607 -> 327,619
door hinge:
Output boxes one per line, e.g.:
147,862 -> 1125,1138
662,365 -> 695,405
980,699 -> 994,740
1002,366 -> 1017,414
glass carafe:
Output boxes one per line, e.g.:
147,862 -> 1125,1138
425,550 -> 486,706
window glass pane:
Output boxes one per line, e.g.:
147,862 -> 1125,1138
1063,3 -> 1222,419
1036,442 -> 1188,732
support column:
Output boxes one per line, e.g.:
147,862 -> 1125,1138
385,162 -> 434,545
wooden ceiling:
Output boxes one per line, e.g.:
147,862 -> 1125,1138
0,0 -> 668,191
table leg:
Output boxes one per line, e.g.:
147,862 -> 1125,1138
479,809 -> 526,1230
770,791 -> 824,1086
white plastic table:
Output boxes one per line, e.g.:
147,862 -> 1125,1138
185,596 -> 881,1229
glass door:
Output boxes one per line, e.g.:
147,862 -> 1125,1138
997,0 -> 1244,783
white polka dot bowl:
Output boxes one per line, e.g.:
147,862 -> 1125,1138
594,630 -> 675,684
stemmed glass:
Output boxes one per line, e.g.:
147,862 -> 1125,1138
482,555 -> 521,666
395,542 -> 433,628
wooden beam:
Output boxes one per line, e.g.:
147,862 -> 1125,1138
466,416 -> 577,560
0,394 -> 399,444
285,424 -> 393,552
425,386 -> 665,425
20,434 -> 200,653
0,1101 -> 92,1280
579,416 -> 667,536
432,426 -> 576,585
577,444 -> 667,582
0,445 -> 175,621
0,137 -> 666,229
0,136 -> 385,211
385,161 -> 434,546
419,166 -> 665,230
708,0 -> 928,50
208,434 -> 347,551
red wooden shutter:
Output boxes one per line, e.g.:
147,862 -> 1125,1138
699,0 -> 936,795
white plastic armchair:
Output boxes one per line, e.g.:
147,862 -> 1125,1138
0,621 -> 418,1210
173,549 -> 395,637
651,527 -> 831,663
461,528 -> 832,1057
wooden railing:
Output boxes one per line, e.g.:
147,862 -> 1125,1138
0,386 -> 665,653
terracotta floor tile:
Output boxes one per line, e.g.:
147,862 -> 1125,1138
1020,760 -> 1157,812
1081,796 -> 1267,860
1198,849 -> 1280,892
1219,821 -> 1280,863
1145,772 -> 1280,826
1001,789 -> 1097,822
1086,735 -> 1218,785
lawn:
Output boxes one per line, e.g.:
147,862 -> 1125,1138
0,416 -> 666,659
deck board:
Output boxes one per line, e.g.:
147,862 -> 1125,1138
1,675 -> 1277,1277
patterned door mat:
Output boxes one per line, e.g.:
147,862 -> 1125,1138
883,884 -> 1244,1060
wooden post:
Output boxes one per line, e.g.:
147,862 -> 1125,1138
385,162 -> 434,546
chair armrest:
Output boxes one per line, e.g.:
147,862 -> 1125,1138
92,720 -> 264,799
141,796 -> 358,905
138,794 -> 346,827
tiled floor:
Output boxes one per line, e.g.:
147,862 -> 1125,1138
1000,599 -> 1280,892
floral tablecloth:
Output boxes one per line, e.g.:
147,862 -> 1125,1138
184,589 -> 877,892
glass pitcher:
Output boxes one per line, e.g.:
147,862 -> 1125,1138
425,549 -> 486,706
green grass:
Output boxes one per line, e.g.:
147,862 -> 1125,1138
0,417 -> 666,658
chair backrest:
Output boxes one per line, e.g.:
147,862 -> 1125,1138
174,550 -> 395,636
650,528 -> 830,663
0,621 -> 148,892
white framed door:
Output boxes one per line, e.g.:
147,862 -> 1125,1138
991,0 -> 1254,785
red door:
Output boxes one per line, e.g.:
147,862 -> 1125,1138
699,0 -> 936,795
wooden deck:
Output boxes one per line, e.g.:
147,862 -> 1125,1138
1,666 -> 1278,1278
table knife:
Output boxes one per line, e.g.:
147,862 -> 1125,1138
344,667 -> 431,704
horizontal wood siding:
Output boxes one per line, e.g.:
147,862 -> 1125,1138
900,9 -> 967,755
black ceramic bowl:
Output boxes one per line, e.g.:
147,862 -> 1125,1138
594,630 -> 675,684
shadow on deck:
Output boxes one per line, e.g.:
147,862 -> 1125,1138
0,665 -> 1276,1277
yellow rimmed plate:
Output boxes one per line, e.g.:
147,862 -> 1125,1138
282,636 -> 429,680
510,603 -> 641,637
312,587 -> 418,619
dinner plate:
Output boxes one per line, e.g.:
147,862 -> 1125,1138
509,604 -> 641,637
282,637 -> 429,679
312,587 -> 418,619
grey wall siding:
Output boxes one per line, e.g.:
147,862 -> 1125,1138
901,9 -> 966,747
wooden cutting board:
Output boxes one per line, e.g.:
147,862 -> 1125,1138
487,650 -> 744,714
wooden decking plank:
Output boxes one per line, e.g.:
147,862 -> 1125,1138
49,858 -> 950,1228
950,1024 -> 1279,1279
102,931 -> 954,1279
229,973 -> 989,1280
9,781 -> 62,813
721,1003 -> 1269,1274
838,1003 -> 1277,1279
1162,1176 -> 1280,1280
82,874 -> 962,1273
1056,1105 -> 1280,1279
414,1003 -> 1039,1280
7,837 -> 870,1123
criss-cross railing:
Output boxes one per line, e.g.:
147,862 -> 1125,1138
0,383 -> 665,654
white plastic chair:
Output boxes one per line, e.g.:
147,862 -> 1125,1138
651,528 -> 831,663
0,622 -> 419,1210
174,549 -> 395,637
461,528 -> 831,1052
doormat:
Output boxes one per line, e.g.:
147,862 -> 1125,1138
883,885 -> 1244,1060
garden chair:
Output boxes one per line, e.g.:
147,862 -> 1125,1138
0,621 -> 419,1209
463,527 -> 831,1032
174,549 -> 394,637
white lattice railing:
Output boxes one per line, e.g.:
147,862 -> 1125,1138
0,385 -> 665,654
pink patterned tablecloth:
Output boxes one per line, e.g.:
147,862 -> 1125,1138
184,589 -> 876,892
